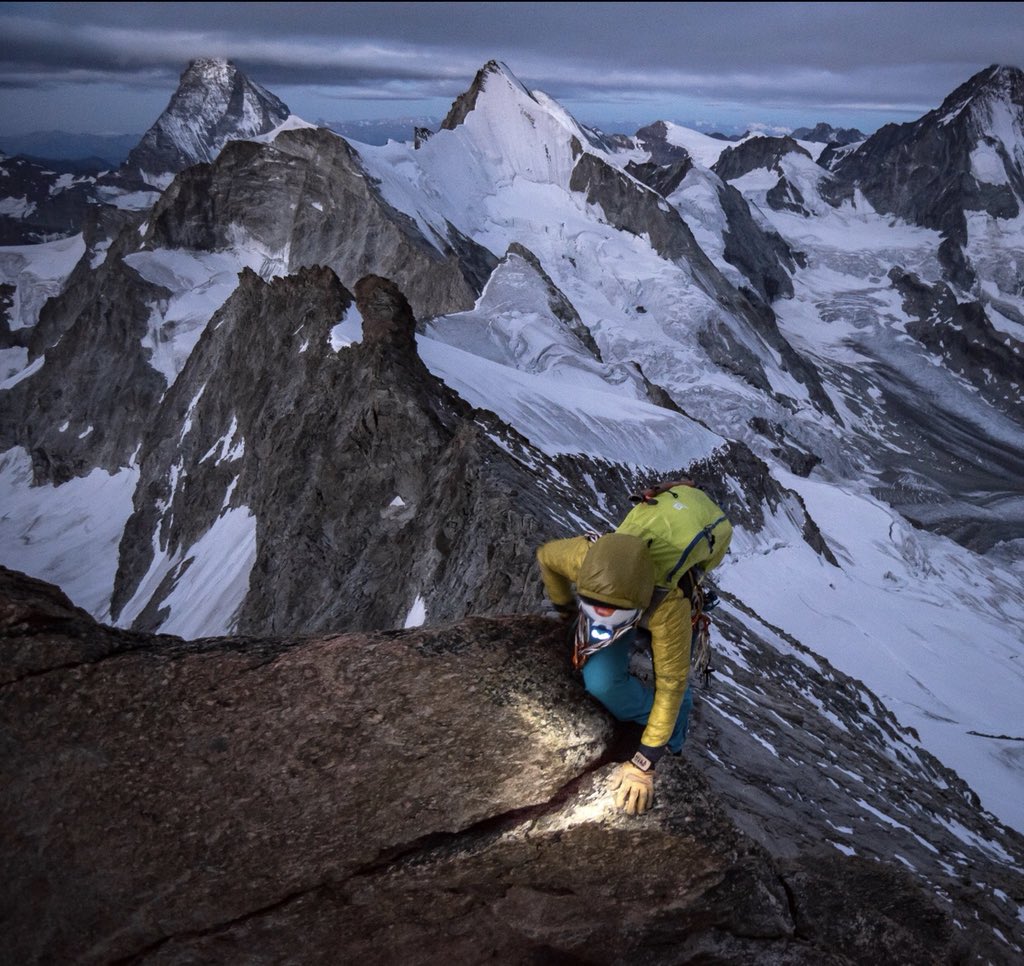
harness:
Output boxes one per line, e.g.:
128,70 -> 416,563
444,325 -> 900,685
689,583 -> 715,687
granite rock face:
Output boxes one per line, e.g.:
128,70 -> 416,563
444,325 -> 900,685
108,266 -> 637,635
1,569 -> 610,964
3,566 -> 1021,964
147,125 -> 495,321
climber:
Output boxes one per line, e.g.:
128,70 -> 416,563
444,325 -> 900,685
537,480 -> 732,816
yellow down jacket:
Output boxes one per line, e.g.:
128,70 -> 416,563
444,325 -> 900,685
537,486 -> 732,750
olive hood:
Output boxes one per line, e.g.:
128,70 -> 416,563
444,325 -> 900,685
576,533 -> 655,610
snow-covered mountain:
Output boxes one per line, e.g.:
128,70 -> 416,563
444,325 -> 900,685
0,59 -> 296,245
833,64 -> 1024,294
124,58 -> 293,188
1,56 -> 1023,948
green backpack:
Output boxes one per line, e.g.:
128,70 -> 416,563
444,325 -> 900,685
618,479 -> 732,685
617,480 -> 732,590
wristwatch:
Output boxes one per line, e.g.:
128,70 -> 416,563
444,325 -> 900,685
630,750 -> 655,772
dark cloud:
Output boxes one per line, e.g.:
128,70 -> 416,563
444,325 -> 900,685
1,2 -> 1023,133
15,2 -> 1019,72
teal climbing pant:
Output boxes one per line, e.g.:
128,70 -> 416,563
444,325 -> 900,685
580,629 -> 693,752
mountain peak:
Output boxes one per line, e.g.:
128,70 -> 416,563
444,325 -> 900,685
979,63 -> 1024,89
123,59 -> 291,185
440,59 -> 535,131
934,63 -> 1024,125
476,59 -> 525,88
183,57 -> 235,81
354,274 -> 418,356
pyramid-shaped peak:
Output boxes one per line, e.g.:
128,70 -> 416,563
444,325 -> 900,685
441,60 -> 536,131
176,58 -> 254,92
480,60 -> 520,81
124,59 -> 290,184
471,60 -> 530,91
172,57 -> 287,109
976,64 -> 1024,89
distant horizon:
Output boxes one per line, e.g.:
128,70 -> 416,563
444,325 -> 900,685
0,67 -> 928,141
0,111 -> 870,162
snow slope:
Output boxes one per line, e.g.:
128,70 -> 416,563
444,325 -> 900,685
0,447 -> 138,621
0,234 -> 85,330
359,65 -> 813,443
723,470 -> 1024,831
693,119 -> 1024,831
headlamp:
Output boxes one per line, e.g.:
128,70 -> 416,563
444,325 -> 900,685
573,600 -> 642,668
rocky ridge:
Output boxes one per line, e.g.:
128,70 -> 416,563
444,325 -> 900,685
146,125 -> 495,320
2,566 -> 1021,963
109,267 -> 591,635
628,124 -> 800,302
0,125 -> 500,489
568,151 -> 832,415
791,122 -> 866,145
0,233 -> 168,483
108,263 -> 831,638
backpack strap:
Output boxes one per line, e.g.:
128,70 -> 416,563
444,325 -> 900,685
638,586 -> 670,629
666,516 -> 727,583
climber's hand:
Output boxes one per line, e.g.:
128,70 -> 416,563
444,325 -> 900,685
608,762 -> 655,815
551,601 -> 577,624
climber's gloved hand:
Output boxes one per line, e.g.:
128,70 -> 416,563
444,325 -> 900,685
551,601 -> 577,624
608,762 -> 655,815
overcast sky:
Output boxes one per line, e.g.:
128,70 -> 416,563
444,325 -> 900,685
2,2 -> 1023,137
